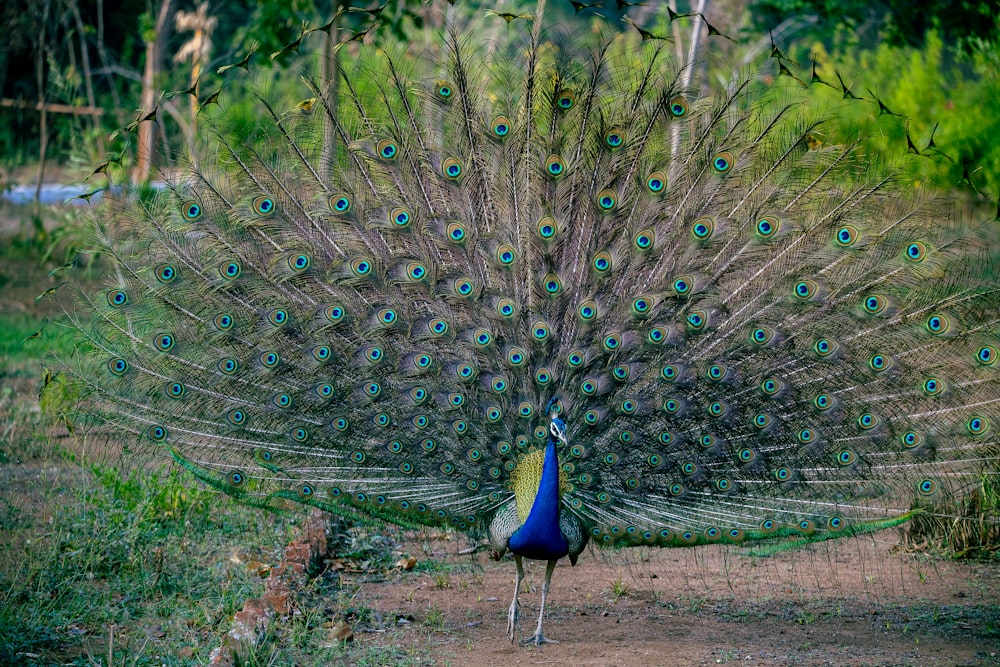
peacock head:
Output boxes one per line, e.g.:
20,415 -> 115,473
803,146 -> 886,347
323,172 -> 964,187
549,416 -> 567,446
545,397 -> 567,445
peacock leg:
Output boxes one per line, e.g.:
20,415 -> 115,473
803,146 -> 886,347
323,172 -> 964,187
524,559 -> 559,645
507,554 -> 524,643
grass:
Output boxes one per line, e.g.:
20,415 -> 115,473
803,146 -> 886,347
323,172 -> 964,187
608,574 -> 630,602
0,222 -> 432,665
902,477 -> 1000,559
1,458 -> 295,663
0,395 -> 429,666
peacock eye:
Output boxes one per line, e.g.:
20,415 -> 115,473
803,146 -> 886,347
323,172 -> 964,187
435,80 -> 454,101
389,207 -> 411,227
596,189 -> 618,211
712,151 -> 734,173
329,194 -> 351,213
491,116 -> 511,138
645,171 -> 666,193
442,158 -> 463,180
252,195 -> 275,216
556,88 -> 576,110
376,139 -> 398,160
604,127 -> 625,148
669,96 -> 688,116
544,155 -> 566,178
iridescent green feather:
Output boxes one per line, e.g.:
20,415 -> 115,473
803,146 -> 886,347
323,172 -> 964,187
58,7 -> 999,557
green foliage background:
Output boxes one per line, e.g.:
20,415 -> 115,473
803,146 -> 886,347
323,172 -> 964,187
1,0 -> 999,198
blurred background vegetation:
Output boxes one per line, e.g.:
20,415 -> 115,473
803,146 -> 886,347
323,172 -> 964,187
1,0 -> 999,209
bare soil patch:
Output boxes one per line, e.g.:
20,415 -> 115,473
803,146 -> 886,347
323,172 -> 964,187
340,530 -> 999,666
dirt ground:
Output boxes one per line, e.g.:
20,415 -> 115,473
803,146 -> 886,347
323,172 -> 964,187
341,530 -> 999,667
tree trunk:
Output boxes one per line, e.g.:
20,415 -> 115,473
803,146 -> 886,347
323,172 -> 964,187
319,0 -> 341,182
32,0 -> 52,215
95,0 -> 123,114
134,0 -> 175,184
71,1 -> 101,156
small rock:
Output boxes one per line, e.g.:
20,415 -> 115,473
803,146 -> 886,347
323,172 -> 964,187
329,620 -> 354,642
395,556 -> 417,570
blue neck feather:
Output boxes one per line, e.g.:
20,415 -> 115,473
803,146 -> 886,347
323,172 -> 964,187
508,436 -> 569,560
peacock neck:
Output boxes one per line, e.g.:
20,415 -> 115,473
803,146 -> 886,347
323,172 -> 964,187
507,436 -> 569,561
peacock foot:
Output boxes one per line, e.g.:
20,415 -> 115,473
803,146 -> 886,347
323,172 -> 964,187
506,600 -> 520,643
522,633 -> 559,646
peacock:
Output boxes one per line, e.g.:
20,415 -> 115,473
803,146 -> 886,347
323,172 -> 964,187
57,1 -> 999,647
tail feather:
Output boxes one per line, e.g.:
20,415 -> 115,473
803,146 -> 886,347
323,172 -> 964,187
59,15 -> 999,549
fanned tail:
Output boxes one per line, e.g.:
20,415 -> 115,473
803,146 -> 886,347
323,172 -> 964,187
58,11 -> 998,550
